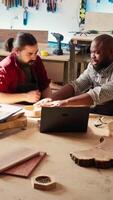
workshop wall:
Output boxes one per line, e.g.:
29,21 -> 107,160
86,0 -> 113,13
79,0 -> 113,27
0,0 -> 80,43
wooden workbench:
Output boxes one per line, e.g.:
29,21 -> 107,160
0,47 -> 70,84
42,53 -> 70,84
72,32 -> 113,44
72,11 -> 113,44
0,114 -> 113,200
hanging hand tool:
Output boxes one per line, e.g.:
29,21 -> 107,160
51,0 -> 57,12
28,0 -> 31,6
28,0 -> 33,7
47,0 -> 51,11
36,0 -> 39,9
15,0 -> 19,7
33,0 -> 36,6
21,0 -> 24,8
23,7 -> 28,25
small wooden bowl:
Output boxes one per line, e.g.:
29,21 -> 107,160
32,175 -> 56,190
24,105 -> 41,118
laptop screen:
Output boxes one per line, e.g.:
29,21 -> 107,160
40,106 -> 90,133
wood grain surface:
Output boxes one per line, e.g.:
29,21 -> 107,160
0,116 -> 27,131
4,152 -> 46,178
0,146 -> 41,172
70,137 -> 113,168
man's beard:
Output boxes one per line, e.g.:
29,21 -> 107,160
28,60 -> 35,65
17,57 -> 35,65
93,59 -> 112,72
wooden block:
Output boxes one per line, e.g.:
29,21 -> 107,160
24,105 -> 41,118
6,110 -> 25,121
4,152 -> 46,178
0,146 -> 41,173
70,137 -> 113,169
32,175 -> 56,190
0,116 -> 27,131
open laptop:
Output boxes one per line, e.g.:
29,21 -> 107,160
40,106 -> 90,133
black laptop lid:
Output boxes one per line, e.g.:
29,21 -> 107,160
40,106 -> 90,133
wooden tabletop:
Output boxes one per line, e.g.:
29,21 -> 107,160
72,34 -> 98,43
72,32 -> 113,44
34,43 -> 70,62
41,53 -> 70,62
0,114 -> 113,200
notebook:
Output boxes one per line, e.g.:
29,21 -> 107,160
0,104 -> 22,122
40,106 -> 90,133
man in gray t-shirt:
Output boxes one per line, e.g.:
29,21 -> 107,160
36,34 -> 113,115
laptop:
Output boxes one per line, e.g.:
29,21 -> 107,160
40,106 -> 90,133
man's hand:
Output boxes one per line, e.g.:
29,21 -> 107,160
34,98 -> 52,107
42,99 -> 69,107
25,90 -> 41,103
34,99 -> 68,107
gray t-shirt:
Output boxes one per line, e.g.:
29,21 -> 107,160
70,62 -> 113,105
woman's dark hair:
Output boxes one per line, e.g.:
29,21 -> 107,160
13,32 -> 37,50
4,37 -> 14,52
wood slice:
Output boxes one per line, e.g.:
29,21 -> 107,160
70,137 -> 113,168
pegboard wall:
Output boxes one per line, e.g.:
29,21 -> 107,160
0,0 -> 80,43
